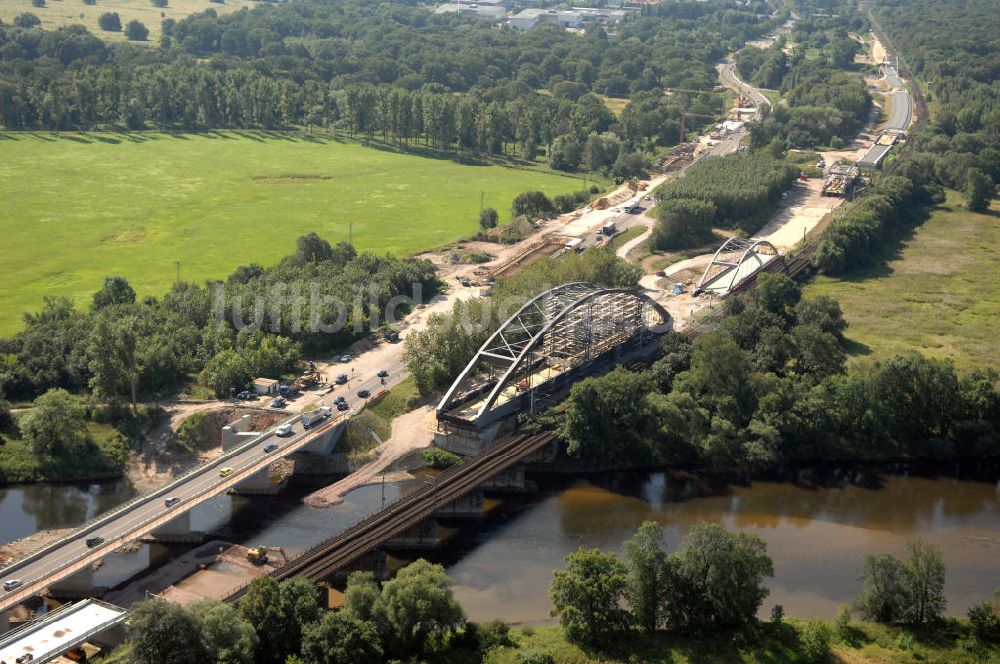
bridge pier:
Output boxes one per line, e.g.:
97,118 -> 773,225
300,420 -> 346,455
231,467 -> 286,496
151,511 -> 201,543
330,550 -> 389,583
479,466 -> 526,492
434,420 -> 504,457
0,609 -> 9,634
48,566 -> 96,598
435,491 -> 484,519
386,519 -> 439,549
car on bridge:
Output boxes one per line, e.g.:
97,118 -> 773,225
275,424 -> 293,437
3,579 -> 22,592
263,443 -> 279,454
219,467 -> 235,478
164,496 -> 180,507
85,536 -> 104,548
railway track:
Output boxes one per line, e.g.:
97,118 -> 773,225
226,431 -> 556,601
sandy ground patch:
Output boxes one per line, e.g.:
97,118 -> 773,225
303,406 -> 436,508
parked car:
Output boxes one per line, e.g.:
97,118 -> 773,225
263,443 -> 279,454
85,536 -> 104,548
335,374 -> 348,385
377,369 -> 389,378
357,388 -> 371,398
237,390 -> 256,401
219,467 -> 235,478
164,496 -> 180,508
16,653 -> 34,663
271,397 -> 286,409
336,401 -> 350,411
275,424 -> 293,437
4,579 -> 23,592
339,354 -> 352,363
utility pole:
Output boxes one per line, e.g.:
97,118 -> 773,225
479,191 -> 484,213
348,219 -> 353,246
174,261 -> 180,285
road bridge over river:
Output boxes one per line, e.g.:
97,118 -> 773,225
0,367 -> 402,620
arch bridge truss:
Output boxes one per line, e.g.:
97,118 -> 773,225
437,283 -> 669,430
695,237 -> 783,296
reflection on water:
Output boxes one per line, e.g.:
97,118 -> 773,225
447,470 -> 1000,623
0,480 -> 137,545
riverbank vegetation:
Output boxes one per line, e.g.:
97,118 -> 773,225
110,523 -> 1000,664
554,273 -> 1000,471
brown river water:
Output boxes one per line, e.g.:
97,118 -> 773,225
444,469 -> 1000,623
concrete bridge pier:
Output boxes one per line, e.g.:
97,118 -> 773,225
299,420 -> 346,455
329,550 -> 389,583
435,420 -> 505,457
479,466 -> 526,492
0,609 -> 9,634
386,519 -> 440,549
151,510 -> 201,543
48,566 -> 96,598
435,491 -> 484,519
231,467 -> 286,496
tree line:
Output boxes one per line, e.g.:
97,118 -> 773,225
558,273 -> 1000,472
0,0 -> 779,163
0,233 -> 437,407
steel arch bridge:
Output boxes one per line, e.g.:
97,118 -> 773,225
436,283 -> 670,430
694,237 -> 783,296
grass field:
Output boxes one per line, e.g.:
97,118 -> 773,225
0,0 -> 255,44
0,131 -> 585,335
806,192 -> 1000,372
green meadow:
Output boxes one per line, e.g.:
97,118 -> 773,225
0,132 -> 585,334
805,192 -> 1000,372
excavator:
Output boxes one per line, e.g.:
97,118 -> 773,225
246,546 -> 288,565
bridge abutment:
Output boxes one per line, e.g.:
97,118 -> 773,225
300,420 -> 345,455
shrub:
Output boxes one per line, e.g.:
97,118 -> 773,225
421,447 -> 461,469
31,0 -> 45,8
125,19 -> 149,40
799,619 -> 831,663
98,11 -> 121,31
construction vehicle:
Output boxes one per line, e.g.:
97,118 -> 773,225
247,546 -> 288,565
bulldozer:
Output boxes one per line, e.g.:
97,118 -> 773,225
246,546 -> 288,565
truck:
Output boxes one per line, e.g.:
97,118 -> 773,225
301,405 -> 332,428
564,237 -> 584,253
623,200 -> 643,214
601,221 -> 617,236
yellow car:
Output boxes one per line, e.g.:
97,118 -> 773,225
219,467 -> 235,478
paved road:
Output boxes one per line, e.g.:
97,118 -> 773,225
718,63 -> 772,110
886,90 -> 912,131
0,362 -> 406,614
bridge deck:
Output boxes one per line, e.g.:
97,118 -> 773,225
0,599 -> 125,663
226,431 -> 557,601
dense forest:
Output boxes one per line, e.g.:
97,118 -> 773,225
813,0 -> 999,273
743,10 -> 872,149
0,0 -> 781,163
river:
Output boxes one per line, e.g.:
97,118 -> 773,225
444,468 -> 1000,623
2,467 -> 998,622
